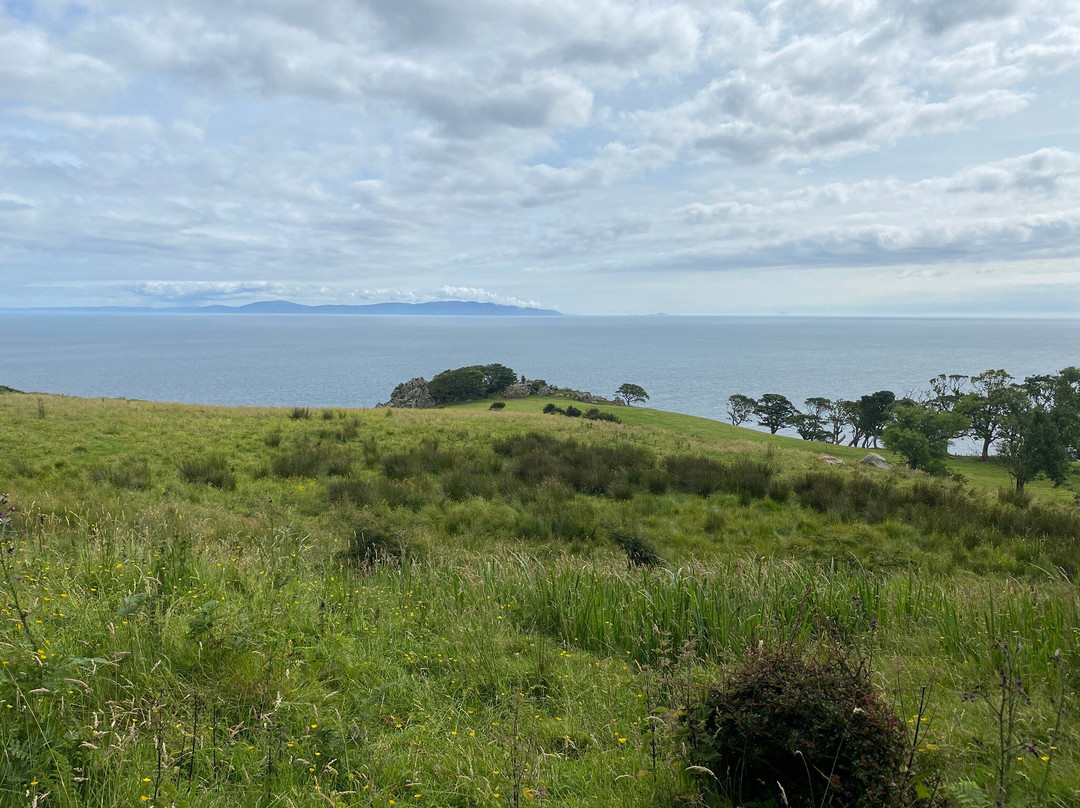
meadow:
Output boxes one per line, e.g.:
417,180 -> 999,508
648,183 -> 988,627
0,391 -> 1077,807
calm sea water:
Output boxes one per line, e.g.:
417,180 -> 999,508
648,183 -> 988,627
2,314 -> 1078,429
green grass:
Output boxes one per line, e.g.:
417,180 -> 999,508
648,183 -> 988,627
456,396 -> 1080,501
1,392 -> 1078,807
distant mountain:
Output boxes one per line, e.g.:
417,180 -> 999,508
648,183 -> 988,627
7,300 -> 562,316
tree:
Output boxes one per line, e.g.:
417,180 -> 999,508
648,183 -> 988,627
427,366 -> 487,403
727,394 -> 756,426
754,393 -> 797,435
955,369 -> 1013,461
792,397 -> 831,442
850,391 -> 895,448
927,373 -> 969,411
616,383 -> 649,406
882,403 -> 968,474
827,400 -> 853,445
475,363 -> 517,395
997,368 -> 1080,492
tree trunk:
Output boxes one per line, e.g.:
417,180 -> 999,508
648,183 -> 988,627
1015,476 -> 1025,494
981,436 -> 991,461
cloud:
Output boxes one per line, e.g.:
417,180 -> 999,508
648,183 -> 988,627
3,0 -> 1080,313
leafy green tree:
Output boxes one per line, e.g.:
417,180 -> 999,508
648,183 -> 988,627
956,369 -> 1013,461
882,403 -> 969,474
616,383 -> 649,406
428,367 -> 487,403
997,367 -> 1080,492
927,373 -> 969,411
755,393 -> 797,435
792,397 -> 832,442
827,400 -> 853,445
850,391 -> 895,448
727,394 -> 756,426
476,363 -> 517,395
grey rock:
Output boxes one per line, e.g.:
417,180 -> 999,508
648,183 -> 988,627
820,454 -> 845,466
383,377 -> 435,409
859,453 -> 891,469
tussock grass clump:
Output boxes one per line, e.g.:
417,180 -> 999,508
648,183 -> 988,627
608,524 -> 666,568
382,438 -> 458,479
289,406 -> 311,420
264,428 -> 283,447
325,476 -> 375,507
178,454 -> 237,490
495,432 -> 655,498
91,457 -> 152,489
337,510 -> 418,568
270,443 -> 353,478
690,645 -> 907,808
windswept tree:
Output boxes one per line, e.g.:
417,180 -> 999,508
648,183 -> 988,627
956,369 -> 1013,461
616,383 -> 649,406
827,400 -> 853,445
727,394 -> 756,426
427,366 -> 487,403
927,373 -> 969,411
792,397 -> 832,443
997,367 -> 1080,492
882,403 -> 969,474
476,363 -> 518,396
850,391 -> 896,448
755,393 -> 797,435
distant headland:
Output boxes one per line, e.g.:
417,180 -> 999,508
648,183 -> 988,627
3,300 -> 562,316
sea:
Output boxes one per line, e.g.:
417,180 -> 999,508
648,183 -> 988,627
2,313 -> 1078,430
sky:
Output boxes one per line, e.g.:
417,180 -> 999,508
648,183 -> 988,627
2,0 -> 1079,316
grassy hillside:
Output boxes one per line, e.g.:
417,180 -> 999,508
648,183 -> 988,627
0,392 -> 1078,807
454,396 -> 1080,502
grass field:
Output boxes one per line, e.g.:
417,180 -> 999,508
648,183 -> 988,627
1,391 -> 1078,807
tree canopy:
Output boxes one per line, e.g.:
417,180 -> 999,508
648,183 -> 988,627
616,383 -> 649,406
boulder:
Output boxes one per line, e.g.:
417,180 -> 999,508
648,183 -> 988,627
859,453 -> 891,469
383,377 -> 435,409
500,383 -> 532,399
819,454 -> 845,466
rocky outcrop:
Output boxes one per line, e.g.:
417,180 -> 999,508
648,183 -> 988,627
381,377 -> 435,409
820,454 -> 845,466
859,453 -> 891,469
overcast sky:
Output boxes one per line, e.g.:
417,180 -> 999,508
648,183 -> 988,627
2,0 -> 1079,315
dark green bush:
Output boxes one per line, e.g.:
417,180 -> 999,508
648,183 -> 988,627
542,403 -> 557,414
564,405 -> 582,417
178,454 -> 237,490
583,407 -> 620,422
488,401 -> 506,410
690,645 -> 906,808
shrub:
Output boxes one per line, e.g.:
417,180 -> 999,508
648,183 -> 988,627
178,454 -> 237,490
489,401 -> 506,410
290,407 -> 311,420
428,366 -> 487,403
542,403 -> 557,414
583,407 -> 620,423
690,645 -> 906,808
564,405 -> 582,417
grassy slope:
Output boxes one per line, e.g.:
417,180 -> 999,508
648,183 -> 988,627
454,396 -> 1080,502
0,392 -> 1078,808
